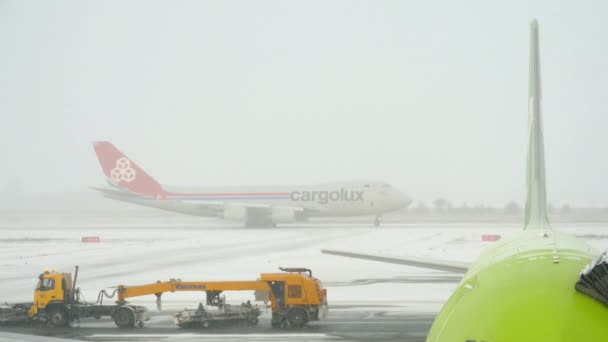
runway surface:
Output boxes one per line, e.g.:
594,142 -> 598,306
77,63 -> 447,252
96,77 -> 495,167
0,305 -> 435,341
1,222 -> 607,341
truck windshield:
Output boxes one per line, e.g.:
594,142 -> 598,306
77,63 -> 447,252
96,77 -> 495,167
39,278 -> 55,291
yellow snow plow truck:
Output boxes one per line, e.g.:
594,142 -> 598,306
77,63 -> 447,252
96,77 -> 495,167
0,266 -> 327,329
1,266 -> 149,327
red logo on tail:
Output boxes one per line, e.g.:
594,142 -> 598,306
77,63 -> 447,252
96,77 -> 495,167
93,141 -> 166,197
110,157 -> 137,183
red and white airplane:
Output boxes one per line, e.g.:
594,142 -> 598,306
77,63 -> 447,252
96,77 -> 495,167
92,141 -> 411,227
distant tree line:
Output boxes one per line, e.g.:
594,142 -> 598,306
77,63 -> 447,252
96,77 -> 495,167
409,198 -> 576,215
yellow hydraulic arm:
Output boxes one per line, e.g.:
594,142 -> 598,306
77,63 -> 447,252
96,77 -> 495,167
108,269 -> 327,329
116,279 -> 274,307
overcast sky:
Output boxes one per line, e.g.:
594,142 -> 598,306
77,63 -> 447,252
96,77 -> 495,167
1,0 -> 606,206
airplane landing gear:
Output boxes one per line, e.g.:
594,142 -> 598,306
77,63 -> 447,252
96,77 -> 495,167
374,215 -> 381,227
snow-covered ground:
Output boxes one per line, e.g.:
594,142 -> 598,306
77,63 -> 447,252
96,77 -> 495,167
1,222 -> 607,313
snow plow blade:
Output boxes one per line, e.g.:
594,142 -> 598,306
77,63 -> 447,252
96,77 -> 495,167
173,303 -> 261,328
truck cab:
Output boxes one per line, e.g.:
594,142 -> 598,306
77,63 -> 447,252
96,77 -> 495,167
261,267 -> 328,327
28,270 -> 73,325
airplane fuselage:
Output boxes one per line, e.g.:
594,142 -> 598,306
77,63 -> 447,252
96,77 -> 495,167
157,181 -> 408,217
427,230 -> 608,341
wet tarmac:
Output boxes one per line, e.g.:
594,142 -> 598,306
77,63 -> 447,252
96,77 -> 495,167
0,304 -> 435,342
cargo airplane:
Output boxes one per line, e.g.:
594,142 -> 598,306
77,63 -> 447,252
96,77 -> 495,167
92,142 -> 411,227
323,21 -> 608,340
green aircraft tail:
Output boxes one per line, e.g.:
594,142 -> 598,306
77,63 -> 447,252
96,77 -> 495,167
524,20 -> 551,230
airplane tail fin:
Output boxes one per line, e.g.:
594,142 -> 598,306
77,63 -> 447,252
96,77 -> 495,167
92,141 -> 166,198
524,20 -> 551,230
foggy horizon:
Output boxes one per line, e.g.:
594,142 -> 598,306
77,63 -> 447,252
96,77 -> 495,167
2,1 -> 607,207
2,3 -> 608,340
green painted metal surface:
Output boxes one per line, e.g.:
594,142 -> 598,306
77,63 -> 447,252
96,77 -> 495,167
427,21 -> 608,341
427,231 -> 608,341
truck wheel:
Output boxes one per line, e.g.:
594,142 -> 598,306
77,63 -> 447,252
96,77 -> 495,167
113,307 -> 135,328
287,308 -> 308,328
270,316 -> 286,328
48,307 -> 68,327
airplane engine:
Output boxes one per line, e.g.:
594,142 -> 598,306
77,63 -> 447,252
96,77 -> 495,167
270,207 -> 297,223
223,204 -> 248,221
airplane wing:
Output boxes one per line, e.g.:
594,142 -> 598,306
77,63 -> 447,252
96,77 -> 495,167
92,187 -> 308,218
321,249 -> 470,273
92,187 -> 223,216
